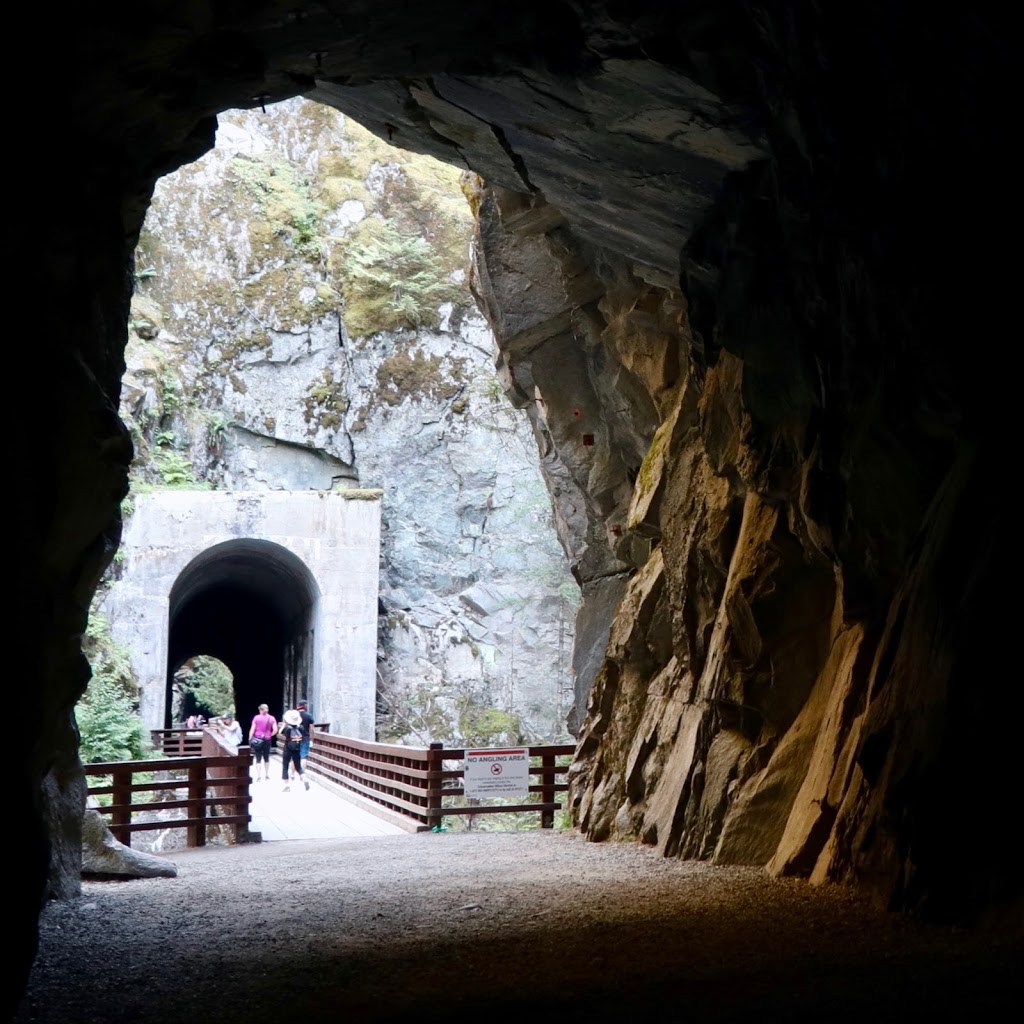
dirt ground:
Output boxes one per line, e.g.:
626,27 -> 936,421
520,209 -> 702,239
12,829 -> 1022,1023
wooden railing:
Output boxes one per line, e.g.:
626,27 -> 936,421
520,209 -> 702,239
150,727 -> 206,757
308,734 -> 575,831
86,730 -> 253,847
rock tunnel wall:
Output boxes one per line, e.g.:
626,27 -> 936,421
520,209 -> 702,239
14,0 -> 1020,1007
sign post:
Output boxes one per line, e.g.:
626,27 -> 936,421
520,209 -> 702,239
463,747 -> 530,798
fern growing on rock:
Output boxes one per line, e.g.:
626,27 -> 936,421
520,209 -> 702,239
341,218 -> 463,337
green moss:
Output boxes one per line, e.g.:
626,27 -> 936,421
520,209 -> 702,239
375,347 -> 461,406
342,488 -> 383,500
338,217 -> 464,338
458,705 -> 524,746
236,332 -> 270,351
304,367 -> 348,427
631,418 -> 672,523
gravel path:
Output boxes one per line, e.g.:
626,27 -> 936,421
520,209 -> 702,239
13,830 -> 1021,1023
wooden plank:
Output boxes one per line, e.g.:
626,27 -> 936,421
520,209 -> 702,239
425,783 -> 569,797
434,744 -> 575,759
109,815 -> 251,834
314,736 -> 434,760
84,755 -> 243,775
428,802 -> 560,818
317,771 -> 430,821
316,761 -> 446,798
87,775 -> 250,796
318,770 -> 429,814
315,750 -> 434,779
94,795 -> 252,815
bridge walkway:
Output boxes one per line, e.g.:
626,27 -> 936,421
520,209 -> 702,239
247,754 -> 407,841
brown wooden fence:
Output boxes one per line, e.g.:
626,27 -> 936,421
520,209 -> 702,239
85,729 -> 252,847
150,727 -> 205,757
89,727 -> 575,842
308,734 -> 575,831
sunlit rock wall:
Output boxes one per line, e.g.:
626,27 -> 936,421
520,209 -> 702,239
116,99 -> 577,745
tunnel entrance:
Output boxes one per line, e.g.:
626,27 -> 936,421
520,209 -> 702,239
106,96 -> 580,752
166,539 -> 318,726
100,489 -> 383,739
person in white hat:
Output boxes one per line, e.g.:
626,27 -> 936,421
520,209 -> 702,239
277,709 -> 309,791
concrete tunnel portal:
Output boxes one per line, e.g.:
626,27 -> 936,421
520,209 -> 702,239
167,539 -> 319,726
101,490 -> 383,740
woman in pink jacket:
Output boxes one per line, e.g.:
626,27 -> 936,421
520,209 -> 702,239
248,704 -> 277,782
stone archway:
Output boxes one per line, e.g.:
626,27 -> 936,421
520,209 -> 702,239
101,489 -> 382,737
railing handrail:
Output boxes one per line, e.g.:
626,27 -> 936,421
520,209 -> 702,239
84,742 -> 253,848
307,732 -> 576,831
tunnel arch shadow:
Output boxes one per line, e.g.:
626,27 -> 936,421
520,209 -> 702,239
166,538 -> 320,726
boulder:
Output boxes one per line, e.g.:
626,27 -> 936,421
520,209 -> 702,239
81,809 -> 178,880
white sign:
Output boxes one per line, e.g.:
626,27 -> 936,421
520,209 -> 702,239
463,747 -> 530,798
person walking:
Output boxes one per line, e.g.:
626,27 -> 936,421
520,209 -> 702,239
296,699 -> 315,771
248,703 -> 277,782
278,709 -> 309,792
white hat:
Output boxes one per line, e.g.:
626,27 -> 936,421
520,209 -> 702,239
283,710 -> 302,727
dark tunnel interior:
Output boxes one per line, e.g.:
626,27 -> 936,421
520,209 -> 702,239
166,539 -> 320,726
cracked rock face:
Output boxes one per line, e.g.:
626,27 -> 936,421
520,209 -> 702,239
108,99 -> 578,746
17,1 -> 1019,1002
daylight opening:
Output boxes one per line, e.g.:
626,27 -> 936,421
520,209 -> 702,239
88,97 -> 578,761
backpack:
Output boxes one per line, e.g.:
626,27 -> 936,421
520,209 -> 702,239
285,725 -> 302,750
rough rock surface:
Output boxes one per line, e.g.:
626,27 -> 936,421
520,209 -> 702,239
107,100 -> 578,744
17,2 -> 1020,1009
80,809 -> 178,880
14,832 -> 1021,1023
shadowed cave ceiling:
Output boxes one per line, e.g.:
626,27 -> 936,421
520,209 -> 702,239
15,0 -> 1019,1003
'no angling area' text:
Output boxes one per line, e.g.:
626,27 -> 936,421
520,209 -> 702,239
463,747 -> 530,797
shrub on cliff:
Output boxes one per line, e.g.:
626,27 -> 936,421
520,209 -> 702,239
341,218 -> 463,337
78,615 -> 147,764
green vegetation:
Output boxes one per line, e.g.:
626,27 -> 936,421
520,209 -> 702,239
78,614 -> 148,765
153,449 -> 201,487
228,155 -> 323,258
374,346 -> 462,406
341,218 -> 463,338
458,705 -> 524,746
175,656 -> 235,720
161,371 -> 182,412
304,367 -> 348,428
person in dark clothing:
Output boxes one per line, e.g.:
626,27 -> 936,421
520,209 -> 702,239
296,699 -> 315,768
278,710 -> 309,791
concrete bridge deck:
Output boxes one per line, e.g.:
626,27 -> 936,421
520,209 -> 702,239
248,755 -> 407,841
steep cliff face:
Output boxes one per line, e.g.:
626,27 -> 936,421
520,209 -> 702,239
108,98 -> 577,745
17,2 -> 1020,1001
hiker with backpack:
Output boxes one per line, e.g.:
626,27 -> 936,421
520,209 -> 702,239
295,699 -> 315,769
278,709 -> 309,792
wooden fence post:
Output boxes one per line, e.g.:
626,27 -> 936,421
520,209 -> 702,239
540,751 -> 556,828
110,766 -> 132,846
187,761 -> 207,847
426,742 -> 443,829
234,748 -> 252,843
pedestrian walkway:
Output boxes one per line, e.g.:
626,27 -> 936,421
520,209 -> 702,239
248,755 -> 407,841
